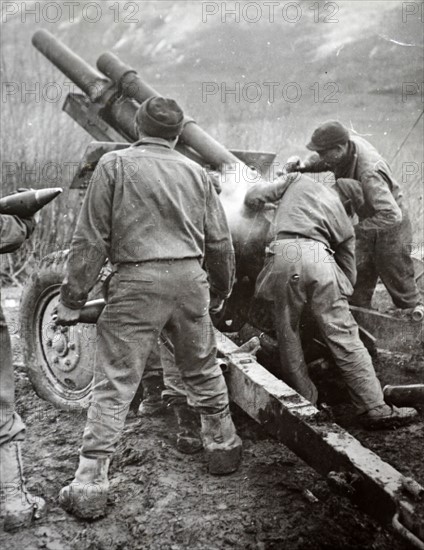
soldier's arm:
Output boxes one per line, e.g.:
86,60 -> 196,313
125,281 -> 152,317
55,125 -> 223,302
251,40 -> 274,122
0,214 -> 34,254
244,173 -> 299,210
60,157 -> 114,310
286,153 -> 329,174
301,153 -> 330,173
333,178 -> 367,219
204,172 -> 235,299
357,171 -> 402,231
334,234 -> 357,288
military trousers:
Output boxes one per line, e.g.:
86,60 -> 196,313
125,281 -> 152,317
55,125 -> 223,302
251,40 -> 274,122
351,211 -> 421,309
81,259 -> 229,457
256,239 -> 386,414
0,300 -> 26,446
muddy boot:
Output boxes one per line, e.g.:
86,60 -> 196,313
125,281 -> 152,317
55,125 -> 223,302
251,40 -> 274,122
138,376 -> 166,417
59,456 -> 110,519
359,404 -> 418,430
201,407 -> 242,475
0,441 -> 46,532
173,403 -> 203,454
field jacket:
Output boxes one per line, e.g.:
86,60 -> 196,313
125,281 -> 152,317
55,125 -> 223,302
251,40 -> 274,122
61,137 -> 235,309
303,135 -> 403,231
244,173 -> 356,286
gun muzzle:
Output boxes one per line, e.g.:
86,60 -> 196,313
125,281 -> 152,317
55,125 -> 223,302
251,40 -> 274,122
32,29 -> 111,101
383,384 -> 424,407
0,188 -> 63,217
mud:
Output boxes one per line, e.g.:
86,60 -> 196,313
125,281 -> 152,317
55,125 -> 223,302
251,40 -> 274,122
1,287 -> 423,550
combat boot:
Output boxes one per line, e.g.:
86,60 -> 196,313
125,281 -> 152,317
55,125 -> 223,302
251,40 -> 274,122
173,403 -> 203,454
59,455 -> 110,519
201,407 -> 242,475
0,441 -> 46,532
359,404 -> 418,430
138,376 -> 166,417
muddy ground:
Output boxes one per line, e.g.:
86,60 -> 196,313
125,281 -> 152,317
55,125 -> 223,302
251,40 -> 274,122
1,286 -> 423,550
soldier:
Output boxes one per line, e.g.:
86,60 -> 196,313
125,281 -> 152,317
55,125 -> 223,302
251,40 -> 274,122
0,212 -> 46,531
244,172 -> 418,429
55,96 -> 242,519
286,121 -> 422,317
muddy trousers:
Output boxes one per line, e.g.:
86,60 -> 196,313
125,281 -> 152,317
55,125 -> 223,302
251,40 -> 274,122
351,212 -> 421,309
0,301 -> 25,446
81,259 -> 230,458
262,240 -> 385,414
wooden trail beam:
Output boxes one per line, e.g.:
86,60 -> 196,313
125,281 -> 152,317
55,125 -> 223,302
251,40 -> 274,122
215,331 -> 424,548
351,306 -> 424,355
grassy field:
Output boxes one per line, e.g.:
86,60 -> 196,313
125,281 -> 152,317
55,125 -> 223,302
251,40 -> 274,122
1,0 -> 423,280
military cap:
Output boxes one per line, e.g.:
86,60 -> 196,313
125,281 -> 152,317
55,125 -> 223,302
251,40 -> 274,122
136,96 -> 184,139
306,121 -> 350,151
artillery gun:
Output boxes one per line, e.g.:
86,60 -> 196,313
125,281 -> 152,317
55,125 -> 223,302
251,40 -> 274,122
20,30 -> 424,547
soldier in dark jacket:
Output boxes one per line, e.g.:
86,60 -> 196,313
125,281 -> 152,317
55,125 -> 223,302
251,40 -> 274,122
0,213 -> 46,531
286,121 -> 422,316
244,173 -> 417,429
55,97 -> 242,519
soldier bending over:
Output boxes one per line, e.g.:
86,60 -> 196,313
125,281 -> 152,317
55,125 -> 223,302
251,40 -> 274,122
244,172 -> 418,429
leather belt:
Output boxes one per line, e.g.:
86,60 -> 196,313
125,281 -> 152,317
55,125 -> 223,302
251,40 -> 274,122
118,257 -> 200,266
266,234 -> 335,256
276,232 -> 312,241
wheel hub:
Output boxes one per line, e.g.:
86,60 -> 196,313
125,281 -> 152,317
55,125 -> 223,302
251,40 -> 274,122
39,290 -> 96,393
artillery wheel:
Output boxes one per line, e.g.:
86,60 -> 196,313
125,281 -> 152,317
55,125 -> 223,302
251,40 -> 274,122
20,251 -> 108,411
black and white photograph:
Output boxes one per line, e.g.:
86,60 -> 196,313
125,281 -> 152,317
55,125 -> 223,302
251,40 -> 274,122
1,1 -> 423,548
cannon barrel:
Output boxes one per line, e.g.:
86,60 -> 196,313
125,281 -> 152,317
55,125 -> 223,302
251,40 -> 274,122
31,32 -> 268,171
32,30 -> 111,101
32,30 -> 143,140
97,52 -> 239,168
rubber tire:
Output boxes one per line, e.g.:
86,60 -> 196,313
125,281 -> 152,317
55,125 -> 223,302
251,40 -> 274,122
20,251 -> 106,411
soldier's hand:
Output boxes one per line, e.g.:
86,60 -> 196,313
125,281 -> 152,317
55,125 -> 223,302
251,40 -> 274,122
283,156 -> 304,174
53,302 -> 81,326
209,293 -> 225,314
263,202 -> 278,211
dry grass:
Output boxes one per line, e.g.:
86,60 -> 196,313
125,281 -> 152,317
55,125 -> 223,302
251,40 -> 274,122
0,46 -> 89,283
